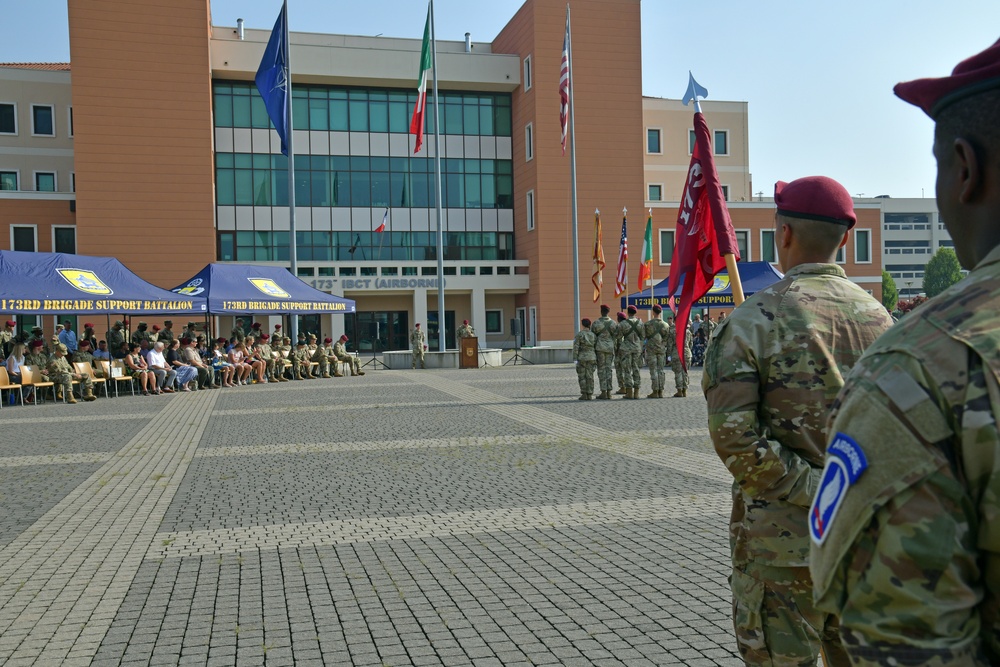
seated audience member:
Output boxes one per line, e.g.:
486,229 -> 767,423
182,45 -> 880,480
74,340 -> 102,377
166,339 -> 198,392
5,342 -> 31,403
333,335 -> 364,376
211,338 -> 236,388
255,334 -> 278,383
181,337 -> 217,389
244,336 -> 267,383
125,342 -> 157,395
227,340 -> 254,385
147,341 -> 177,393
113,341 -> 129,360
25,339 -> 51,381
311,338 -> 331,378
93,340 -> 111,361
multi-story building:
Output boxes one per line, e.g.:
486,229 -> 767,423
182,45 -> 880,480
871,197 -> 950,298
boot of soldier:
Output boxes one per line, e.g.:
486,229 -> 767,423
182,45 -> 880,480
578,393 -> 588,401
584,394 -> 593,400
84,388 -> 97,402
657,389 -> 665,398
66,391 -> 78,404
647,389 -> 658,398
672,389 -> 683,398
55,387 -> 63,402
681,388 -> 688,397
596,391 -> 608,400
616,387 -> 627,395
333,372 -> 344,377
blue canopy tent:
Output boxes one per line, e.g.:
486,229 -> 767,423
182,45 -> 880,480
0,250 -> 207,315
621,261 -> 784,310
170,264 -> 355,315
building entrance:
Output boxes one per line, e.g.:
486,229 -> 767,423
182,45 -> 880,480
345,311 -> 409,352
426,311 -> 455,351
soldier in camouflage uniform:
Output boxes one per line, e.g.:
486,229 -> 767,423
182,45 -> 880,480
703,175 -> 892,666
106,321 -> 126,356
292,341 -> 311,380
613,312 -> 627,395
25,339 -> 51,383
590,305 -> 617,400
131,322 -> 153,349
0,320 -> 15,358
29,326 -> 49,355
231,318 -> 246,344
571,318 -> 597,400
157,320 -> 175,349
255,334 -> 277,382
643,304 -> 670,398
702,314 -> 717,341
274,336 -> 292,381
47,344 -> 96,404
669,318 -> 694,397
457,320 -> 476,338
333,335 -> 363,376
310,336 -> 331,378
618,305 -> 644,400
811,42 -> 1000,664
74,340 -> 98,374
410,323 -> 426,369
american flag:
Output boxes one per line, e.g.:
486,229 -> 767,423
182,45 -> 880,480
615,214 -> 628,296
559,12 -> 570,156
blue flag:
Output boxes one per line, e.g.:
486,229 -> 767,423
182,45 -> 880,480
255,3 -> 289,155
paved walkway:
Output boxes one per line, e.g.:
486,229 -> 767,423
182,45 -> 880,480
0,363 -> 741,666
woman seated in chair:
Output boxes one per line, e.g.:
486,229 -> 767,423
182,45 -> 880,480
166,339 -> 198,392
227,340 -> 254,385
5,342 -> 30,403
211,338 -> 236,388
124,342 -> 157,395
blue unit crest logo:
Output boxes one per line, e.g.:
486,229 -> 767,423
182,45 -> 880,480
708,275 -> 731,293
249,278 -> 290,299
173,278 -> 205,296
57,269 -> 113,295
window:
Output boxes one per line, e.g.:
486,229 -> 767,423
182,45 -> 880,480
31,104 -> 54,136
525,123 -> 533,161
688,129 -> 696,154
659,230 -> 675,264
648,184 -> 662,202
526,190 -> 535,231
35,172 -> 56,192
53,226 -> 76,254
736,230 -> 749,262
836,246 -> 845,263
646,128 -> 661,154
485,310 -> 503,334
0,171 -> 17,190
721,185 -> 730,201
0,103 -> 15,134
760,229 -> 776,263
71,172 -> 76,192
523,56 -> 532,91
68,106 -> 73,137
855,229 -> 872,263
11,225 -> 36,252
714,130 -> 729,155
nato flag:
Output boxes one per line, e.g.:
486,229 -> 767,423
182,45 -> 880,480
255,3 -> 289,156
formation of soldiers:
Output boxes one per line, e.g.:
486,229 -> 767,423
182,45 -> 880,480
573,303 -> 719,400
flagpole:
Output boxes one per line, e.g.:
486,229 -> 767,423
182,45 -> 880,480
282,0 -> 299,342
648,208 -> 653,321
567,4 -> 580,334
377,208 -> 387,261
430,0 -> 446,352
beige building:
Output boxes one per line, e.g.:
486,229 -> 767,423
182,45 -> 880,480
643,96 -> 751,205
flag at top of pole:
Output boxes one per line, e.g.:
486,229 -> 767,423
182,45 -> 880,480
409,5 -> 433,154
668,73 -> 741,370
255,2 -> 290,156
614,209 -> 628,297
638,211 -> 653,288
559,9 -> 571,155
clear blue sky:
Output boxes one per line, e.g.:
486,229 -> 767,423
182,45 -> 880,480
2,1 -> 997,199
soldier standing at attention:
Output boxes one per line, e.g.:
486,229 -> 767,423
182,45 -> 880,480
619,305 -> 644,400
0,320 -> 15,358
572,318 -> 597,400
457,319 -> 476,338
702,175 -> 893,666
613,311 -> 628,395
811,39 -> 1000,664
410,323 -> 426,369
182,321 -> 198,342
669,317 -> 694,397
131,322 -> 153,349
231,318 -> 246,344
643,304 -> 670,398
591,305 -> 617,400
702,313 -> 717,341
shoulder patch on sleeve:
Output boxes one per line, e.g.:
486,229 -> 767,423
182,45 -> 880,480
810,433 -> 867,546
875,365 -> 953,443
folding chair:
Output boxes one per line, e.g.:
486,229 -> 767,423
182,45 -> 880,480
75,361 -> 108,398
102,360 -> 136,397
0,366 -> 24,408
20,365 -> 57,404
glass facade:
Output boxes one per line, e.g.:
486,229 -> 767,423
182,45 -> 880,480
213,82 -> 515,264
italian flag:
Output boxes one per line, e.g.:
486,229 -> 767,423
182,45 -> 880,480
638,212 -> 653,287
409,6 -> 432,154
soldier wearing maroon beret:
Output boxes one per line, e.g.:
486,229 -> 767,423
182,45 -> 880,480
811,38 -> 1000,664
613,311 -> 628,395
703,169 -> 895,662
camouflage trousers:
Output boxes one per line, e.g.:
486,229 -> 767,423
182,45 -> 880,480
412,347 -> 425,369
615,351 -> 626,389
595,352 -> 614,393
620,350 -> 641,389
731,562 -> 849,667
52,372 -> 92,395
671,353 -> 692,390
313,358 -> 329,377
575,361 -> 596,396
337,355 -> 361,376
645,349 -> 666,391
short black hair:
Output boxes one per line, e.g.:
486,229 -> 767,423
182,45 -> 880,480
936,87 -> 1000,167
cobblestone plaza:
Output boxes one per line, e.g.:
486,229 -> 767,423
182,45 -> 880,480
0,362 -> 741,666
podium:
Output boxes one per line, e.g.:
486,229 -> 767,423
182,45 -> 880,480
460,337 -> 478,369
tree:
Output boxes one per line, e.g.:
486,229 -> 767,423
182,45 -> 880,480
881,270 -> 898,312
923,248 -> 963,298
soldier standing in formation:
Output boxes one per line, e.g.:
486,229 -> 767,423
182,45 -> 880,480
613,311 -> 628,395
572,318 -> 597,400
590,305 -> 617,400
47,344 -> 96,404
410,323 -> 426,369
618,305 -> 644,400
457,320 -> 476,338
669,316 -> 694,397
811,39 -> 1000,663
703,175 -> 893,665
643,304 -> 670,398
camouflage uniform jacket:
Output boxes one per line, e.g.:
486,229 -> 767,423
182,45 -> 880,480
702,263 -> 892,568
106,328 -> 125,353
703,318 -> 717,340
26,351 -> 51,379
618,316 -> 644,354
231,326 -> 246,343
332,341 -> 351,360
131,329 -> 153,348
643,318 -> 670,353
309,345 -> 326,363
591,317 -> 617,354
256,342 -> 273,362
572,330 -> 597,362
410,329 -> 425,349
46,354 -> 75,381
74,350 -> 96,367
457,324 -> 476,338
812,246 -> 1000,664
157,327 -> 175,347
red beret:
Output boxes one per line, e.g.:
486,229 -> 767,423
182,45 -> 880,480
652,304 -> 662,313
152,325 -> 160,331
774,176 -> 856,230
31,339 -> 44,348
259,333 -> 269,340
895,37 -> 1000,119
79,339 -> 91,347
324,337 -> 333,344
251,322 -> 261,329
83,322 -> 94,329
340,334 -> 348,342
627,305 -> 637,314
600,304 -> 610,312
463,319 -> 469,325
616,312 -> 626,320
581,318 -> 592,327
275,324 -> 281,329
4,320 -> 14,327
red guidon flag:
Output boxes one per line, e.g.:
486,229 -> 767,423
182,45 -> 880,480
667,112 -> 739,369
409,5 -> 432,154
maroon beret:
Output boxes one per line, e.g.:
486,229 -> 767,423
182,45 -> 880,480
4,320 -> 15,327
251,322 -> 261,329
895,37 -> 1000,119
340,334 -> 349,342
462,319 -> 469,325
274,324 -> 281,329
179,337 -> 191,345
616,312 -> 626,321
627,305 -> 637,314
83,322 -> 94,329
652,304 -> 662,313
774,176 -> 856,229
31,339 -> 44,348
259,333 -> 269,340
79,339 -> 91,347
152,325 -> 160,331
581,318 -> 592,327
600,304 -> 610,313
